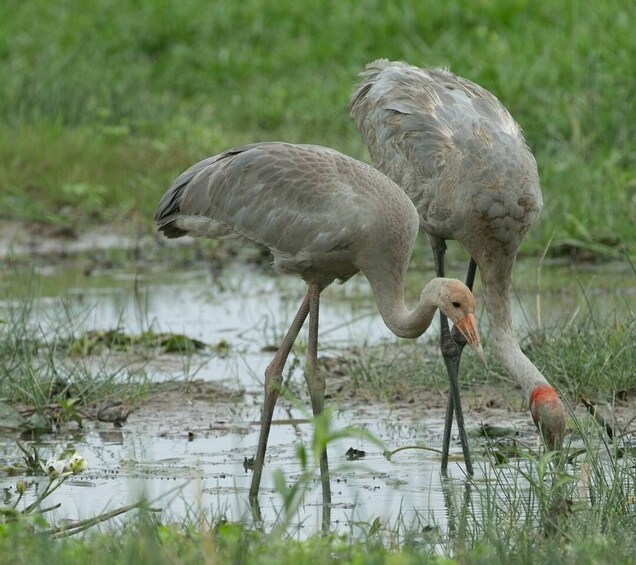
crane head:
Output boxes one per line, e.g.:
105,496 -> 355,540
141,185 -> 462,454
439,280 -> 488,367
530,384 -> 566,450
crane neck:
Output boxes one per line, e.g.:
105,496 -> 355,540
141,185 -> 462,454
367,275 -> 448,339
480,261 -> 548,400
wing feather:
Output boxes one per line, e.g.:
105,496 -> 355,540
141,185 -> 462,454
154,142 -> 403,263
349,60 -> 541,246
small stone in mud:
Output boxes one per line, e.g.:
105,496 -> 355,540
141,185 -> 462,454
243,457 -> 255,471
345,447 -> 366,461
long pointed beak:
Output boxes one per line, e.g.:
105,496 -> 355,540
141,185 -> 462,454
454,313 -> 488,368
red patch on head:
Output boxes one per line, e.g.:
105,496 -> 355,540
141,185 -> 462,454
529,384 -> 560,409
530,384 -> 560,422
529,384 -> 565,450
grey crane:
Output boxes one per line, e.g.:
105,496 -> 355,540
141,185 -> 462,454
350,60 -> 566,474
154,142 -> 486,527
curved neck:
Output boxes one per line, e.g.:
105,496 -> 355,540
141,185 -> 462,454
480,262 -> 548,400
367,276 -> 448,339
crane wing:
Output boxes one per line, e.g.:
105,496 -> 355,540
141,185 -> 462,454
349,60 -> 526,182
154,142 -> 373,260
349,60 -> 541,245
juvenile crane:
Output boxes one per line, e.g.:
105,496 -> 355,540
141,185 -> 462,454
350,60 -> 566,472
155,142 -> 486,524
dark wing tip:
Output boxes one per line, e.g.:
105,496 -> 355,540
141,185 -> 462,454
156,220 -> 188,239
154,184 -> 186,238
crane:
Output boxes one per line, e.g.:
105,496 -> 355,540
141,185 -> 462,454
350,60 -> 566,474
154,141 -> 486,527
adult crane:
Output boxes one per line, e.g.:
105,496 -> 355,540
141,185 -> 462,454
350,60 -> 566,473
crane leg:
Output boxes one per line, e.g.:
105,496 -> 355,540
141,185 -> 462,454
304,282 -> 332,534
439,317 -> 473,476
249,290 -> 312,514
441,258 -> 478,474
430,237 -> 474,476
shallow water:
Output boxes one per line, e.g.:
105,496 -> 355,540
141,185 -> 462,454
2,409 -> 485,536
0,252 -> 634,536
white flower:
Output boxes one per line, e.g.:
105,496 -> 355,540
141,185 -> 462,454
66,453 -> 87,474
42,458 -> 66,479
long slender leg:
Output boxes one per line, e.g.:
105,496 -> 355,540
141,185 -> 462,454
429,237 -> 473,476
304,282 -> 332,534
440,259 -> 477,473
442,259 -> 477,472
429,238 -> 457,470
440,317 -> 473,475
249,290 -> 312,511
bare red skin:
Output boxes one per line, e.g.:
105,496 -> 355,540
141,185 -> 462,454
529,384 -> 566,450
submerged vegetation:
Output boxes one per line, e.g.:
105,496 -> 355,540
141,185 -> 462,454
1,0 -> 635,562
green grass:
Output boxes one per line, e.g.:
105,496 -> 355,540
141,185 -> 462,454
524,313 -> 636,399
1,0 -> 634,255
337,307 -> 635,411
0,290 -> 152,430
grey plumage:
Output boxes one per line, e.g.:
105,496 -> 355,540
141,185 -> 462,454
349,60 -> 542,257
155,141 -> 485,517
349,60 -> 565,452
155,142 -> 419,290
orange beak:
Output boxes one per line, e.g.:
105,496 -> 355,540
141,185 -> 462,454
453,312 -> 488,367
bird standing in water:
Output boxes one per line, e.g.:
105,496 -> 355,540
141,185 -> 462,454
350,60 -> 566,473
155,141 -> 486,529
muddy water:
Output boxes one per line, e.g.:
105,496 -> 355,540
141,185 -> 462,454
1,252 -> 634,536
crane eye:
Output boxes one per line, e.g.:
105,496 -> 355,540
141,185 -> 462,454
452,301 -> 461,308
